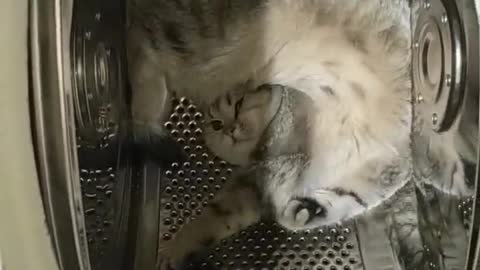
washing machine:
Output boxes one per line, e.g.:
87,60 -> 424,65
1,0 -> 479,269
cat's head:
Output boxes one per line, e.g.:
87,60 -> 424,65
204,83 -> 412,230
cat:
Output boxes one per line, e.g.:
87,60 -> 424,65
128,0 -> 415,229
126,0 -> 475,268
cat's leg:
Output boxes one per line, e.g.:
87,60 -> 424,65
432,157 -> 475,197
256,154 -> 413,231
128,52 -> 171,133
126,25 -> 189,165
419,132 -> 475,198
384,183 -> 424,269
157,178 -> 261,270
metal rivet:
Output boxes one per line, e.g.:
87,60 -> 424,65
176,121 -> 185,129
445,74 -> 452,87
441,14 -> 448,24
180,97 -> 190,106
182,113 -> 191,121
416,94 -> 424,103
423,0 -> 431,9
187,104 -> 196,112
175,105 -> 185,114
170,113 -> 180,121
432,113 -> 438,125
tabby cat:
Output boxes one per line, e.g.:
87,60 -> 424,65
127,0 -> 474,268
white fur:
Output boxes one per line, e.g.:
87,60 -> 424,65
127,1 -> 477,268
129,0 -> 414,231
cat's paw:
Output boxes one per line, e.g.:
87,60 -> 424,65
426,159 -> 475,198
282,198 -> 327,229
437,160 -> 474,197
157,254 -> 176,270
277,190 -> 368,230
156,237 -> 204,270
156,246 -> 189,270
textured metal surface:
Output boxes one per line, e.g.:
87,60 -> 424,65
412,0 -> 466,132
71,0 -> 131,269
459,196 -> 474,229
71,4 -> 123,142
189,222 -> 362,270
159,97 -> 234,241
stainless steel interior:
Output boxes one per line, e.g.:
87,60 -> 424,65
28,0 -> 480,270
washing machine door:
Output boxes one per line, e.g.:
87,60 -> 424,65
411,0 -> 479,269
30,0 -> 133,269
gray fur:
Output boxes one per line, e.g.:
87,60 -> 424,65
127,1 -> 474,269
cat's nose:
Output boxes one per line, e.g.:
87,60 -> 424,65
210,119 -> 224,131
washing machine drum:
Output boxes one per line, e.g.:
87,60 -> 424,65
30,0 -> 480,270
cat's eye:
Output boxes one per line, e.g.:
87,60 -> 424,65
226,93 -> 233,106
234,97 -> 244,119
210,119 -> 224,131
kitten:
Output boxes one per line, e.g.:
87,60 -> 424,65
127,0 -> 474,268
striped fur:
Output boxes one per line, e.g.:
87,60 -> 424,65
127,1 -> 474,268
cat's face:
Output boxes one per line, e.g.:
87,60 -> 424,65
204,84 -> 412,230
203,83 -> 283,166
